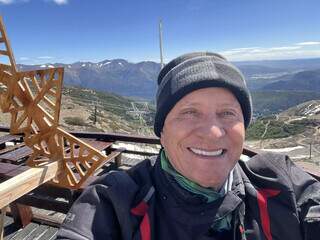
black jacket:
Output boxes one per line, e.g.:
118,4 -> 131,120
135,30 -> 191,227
57,152 -> 320,240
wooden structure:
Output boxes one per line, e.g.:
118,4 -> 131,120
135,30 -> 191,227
0,16 -> 121,190
0,16 -> 126,239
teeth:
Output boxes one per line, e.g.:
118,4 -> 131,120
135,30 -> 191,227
189,148 -> 223,157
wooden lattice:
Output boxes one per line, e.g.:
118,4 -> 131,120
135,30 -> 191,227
0,16 -> 115,189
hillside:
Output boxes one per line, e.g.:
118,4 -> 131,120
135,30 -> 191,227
281,100 -> 320,116
0,86 -> 156,136
246,100 -> 320,162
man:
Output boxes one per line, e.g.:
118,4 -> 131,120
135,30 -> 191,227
57,52 -> 320,240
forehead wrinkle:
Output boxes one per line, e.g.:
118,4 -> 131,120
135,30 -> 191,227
178,94 -> 240,109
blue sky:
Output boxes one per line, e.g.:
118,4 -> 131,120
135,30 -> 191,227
1,0 -> 320,64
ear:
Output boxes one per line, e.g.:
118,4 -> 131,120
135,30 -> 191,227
159,131 -> 165,147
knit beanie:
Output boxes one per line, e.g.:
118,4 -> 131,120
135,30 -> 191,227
154,52 -> 252,137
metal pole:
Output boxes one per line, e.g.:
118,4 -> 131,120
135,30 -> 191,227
94,105 -> 97,124
309,142 -> 312,159
159,20 -> 164,69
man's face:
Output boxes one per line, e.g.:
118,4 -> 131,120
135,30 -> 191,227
160,87 -> 245,190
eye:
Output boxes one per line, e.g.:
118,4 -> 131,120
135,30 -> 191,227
182,109 -> 196,115
219,110 -> 237,117
180,108 -> 199,117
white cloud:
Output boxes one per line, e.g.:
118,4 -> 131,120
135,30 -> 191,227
269,46 -> 301,51
52,0 -> 68,5
296,41 -> 320,46
220,44 -> 320,61
0,0 -> 14,4
37,56 -> 54,59
0,0 -> 68,4
19,57 -> 30,61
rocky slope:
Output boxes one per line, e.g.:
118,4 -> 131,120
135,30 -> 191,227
0,86 -> 155,136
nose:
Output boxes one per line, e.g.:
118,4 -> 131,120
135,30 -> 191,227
194,115 -> 226,139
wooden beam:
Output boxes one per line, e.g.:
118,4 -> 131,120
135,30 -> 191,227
70,130 -> 161,144
0,125 -> 161,144
0,16 -> 17,73
0,161 -> 61,209
110,147 -> 158,157
15,194 -> 70,214
0,50 -> 8,56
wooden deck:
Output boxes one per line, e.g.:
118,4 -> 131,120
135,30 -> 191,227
3,215 -> 58,240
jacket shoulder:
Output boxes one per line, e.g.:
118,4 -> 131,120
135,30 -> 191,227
238,152 -> 295,187
243,151 -> 289,172
56,158 -> 156,240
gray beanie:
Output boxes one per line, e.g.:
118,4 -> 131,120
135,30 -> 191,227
154,52 -> 252,137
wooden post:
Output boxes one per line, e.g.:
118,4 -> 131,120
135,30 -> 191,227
9,203 -> 33,228
115,154 -> 122,167
114,148 -> 124,167
0,205 -> 7,240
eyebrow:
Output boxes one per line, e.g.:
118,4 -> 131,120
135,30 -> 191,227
181,101 -> 240,108
218,102 -> 242,108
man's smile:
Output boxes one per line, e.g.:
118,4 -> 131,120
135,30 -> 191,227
188,147 -> 225,157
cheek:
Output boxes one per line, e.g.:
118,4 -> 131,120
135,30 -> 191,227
160,124 -> 190,167
228,124 -> 245,155
230,123 -> 245,140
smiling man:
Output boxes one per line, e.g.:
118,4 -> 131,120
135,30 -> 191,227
57,52 -> 320,240
159,87 -> 245,190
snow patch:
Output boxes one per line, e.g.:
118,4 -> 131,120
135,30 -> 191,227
112,142 -> 159,161
82,64 -> 86,67
40,65 -> 46,68
48,65 -> 54,68
262,146 -> 304,153
301,103 -> 320,116
291,116 -> 306,121
290,155 -> 313,159
98,62 -> 111,67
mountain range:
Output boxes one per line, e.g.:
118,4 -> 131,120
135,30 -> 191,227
18,57 -> 320,115
18,59 -> 160,99
262,69 -> 320,91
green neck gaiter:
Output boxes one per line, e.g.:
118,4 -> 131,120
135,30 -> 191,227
160,149 -> 223,203
160,149 -> 234,232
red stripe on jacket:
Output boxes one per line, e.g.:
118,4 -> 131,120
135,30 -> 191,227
256,189 -> 280,240
131,201 -> 151,240
140,213 -> 151,240
131,201 -> 149,216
